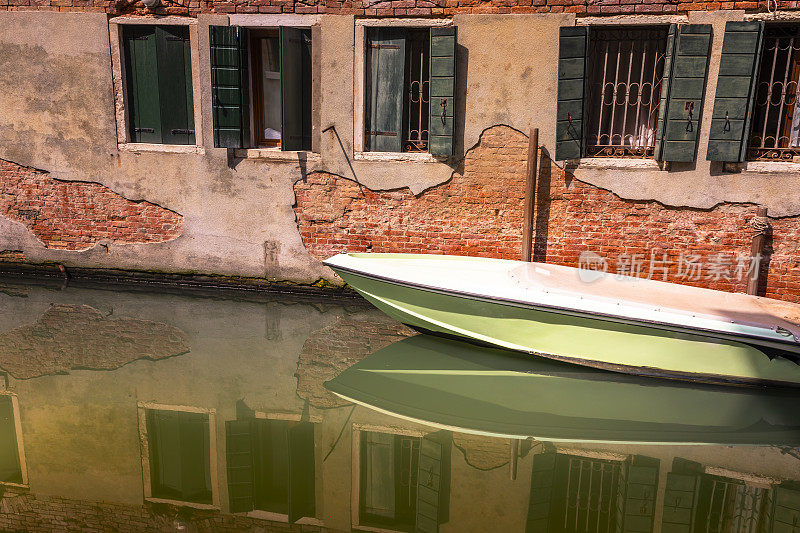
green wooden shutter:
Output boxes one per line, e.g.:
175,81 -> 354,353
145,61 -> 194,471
429,26 -> 456,157
615,460 -> 659,532
415,435 -> 448,533
556,26 -> 588,161
366,28 -> 406,153
280,27 -> 312,152
123,25 -> 162,144
287,422 -> 315,523
707,21 -> 764,162
525,451 -> 557,533
655,24 -> 712,162
210,25 -> 250,149
772,487 -> 800,532
661,473 -> 701,533
226,419 -> 256,513
156,26 -> 195,145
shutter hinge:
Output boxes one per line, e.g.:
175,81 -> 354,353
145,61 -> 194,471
134,127 -> 155,133
369,44 -> 401,50
171,129 -> 195,135
366,130 -> 397,136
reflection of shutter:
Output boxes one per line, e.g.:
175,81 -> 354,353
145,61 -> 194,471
226,419 -> 256,513
556,26 -> 588,161
156,25 -> 195,145
288,422 -> 315,523
366,28 -> 406,152
0,397 -> 20,484
123,25 -> 162,144
526,451 -> 557,533
707,21 -> 764,162
615,460 -> 658,532
429,26 -> 456,157
771,487 -> 800,532
655,24 -> 712,162
661,473 -> 700,532
415,435 -> 447,533
280,27 -> 312,151
363,432 -> 396,518
210,25 -> 250,149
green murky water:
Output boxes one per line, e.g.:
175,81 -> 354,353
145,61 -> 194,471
0,280 -> 798,532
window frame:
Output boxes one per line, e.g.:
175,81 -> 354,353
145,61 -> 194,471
137,402 -> 219,510
109,17 -> 204,153
354,18 -> 453,162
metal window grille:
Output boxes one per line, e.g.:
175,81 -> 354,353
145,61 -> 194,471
748,25 -> 800,161
586,28 -> 668,158
563,458 -> 621,533
702,480 -> 768,533
404,30 -> 430,152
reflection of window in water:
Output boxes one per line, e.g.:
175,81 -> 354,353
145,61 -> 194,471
0,395 -> 22,485
226,418 -> 315,522
695,476 -> 768,533
146,409 -> 212,505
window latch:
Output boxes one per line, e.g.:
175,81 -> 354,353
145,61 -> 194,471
685,101 -> 694,133
440,99 -> 447,125
723,111 -> 731,133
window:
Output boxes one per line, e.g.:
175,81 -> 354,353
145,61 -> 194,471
557,24 -> 711,163
0,395 -> 23,485
363,26 -> 456,157
748,25 -> 800,161
145,409 -> 213,505
585,27 -> 668,158
122,25 -> 195,145
210,26 -> 312,151
360,432 -> 420,530
225,418 -> 315,522
695,476 -> 769,532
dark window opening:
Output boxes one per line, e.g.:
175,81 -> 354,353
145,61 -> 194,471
122,25 -> 195,146
146,409 -> 212,505
359,432 -> 420,531
694,475 -> 770,533
403,29 -> 430,152
748,25 -> 800,161
249,29 -> 282,148
549,455 -> 622,533
586,27 -> 668,158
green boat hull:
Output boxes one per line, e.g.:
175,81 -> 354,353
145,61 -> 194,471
333,269 -> 800,388
325,335 -> 800,445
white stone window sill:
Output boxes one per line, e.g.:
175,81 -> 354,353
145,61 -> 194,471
233,148 -> 321,162
119,143 -> 205,155
574,157 -> 661,170
742,161 -> 800,173
354,151 -> 444,163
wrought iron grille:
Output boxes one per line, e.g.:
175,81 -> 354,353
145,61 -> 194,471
586,28 -> 668,158
562,458 -> 621,533
748,25 -> 800,161
404,30 -> 430,152
701,479 -> 768,533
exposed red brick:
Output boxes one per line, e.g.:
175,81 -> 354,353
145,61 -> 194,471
294,125 -> 800,304
0,159 -> 183,251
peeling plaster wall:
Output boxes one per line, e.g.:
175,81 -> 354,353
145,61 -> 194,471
1,11 -> 800,285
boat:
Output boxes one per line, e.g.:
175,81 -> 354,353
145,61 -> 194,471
323,253 -> 800,388
324,334 -> 800,445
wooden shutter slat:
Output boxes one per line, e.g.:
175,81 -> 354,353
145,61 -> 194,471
124,25 -> 162,144
280,27 -> 312,152
429,26 -> 456,157
655,24 -> 712,163
226,419 -> 255,513
156,25 -> 194,145
366,28 -> 405,153
210,25 -> 249,149
707,21 -> 764,162
556,26 -> 588,161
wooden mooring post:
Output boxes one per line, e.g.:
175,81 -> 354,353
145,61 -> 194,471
522,128 -> 539,262
746,206 -> 770,296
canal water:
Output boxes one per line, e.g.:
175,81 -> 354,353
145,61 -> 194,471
0,280 -> 798,532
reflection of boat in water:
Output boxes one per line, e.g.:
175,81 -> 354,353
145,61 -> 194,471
324,253 -> 800,388
324,334 -> 800,445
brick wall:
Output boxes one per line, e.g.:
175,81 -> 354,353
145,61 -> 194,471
0,159 -> 182,252
0,0 -> 793,17
294,125 -> 800,303
0,491 -> 328,532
